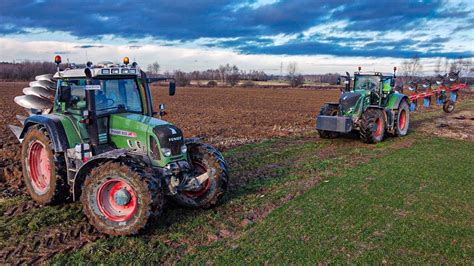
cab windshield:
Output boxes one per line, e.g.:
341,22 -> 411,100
354,76 -> 380,92
95,79 -> 142,115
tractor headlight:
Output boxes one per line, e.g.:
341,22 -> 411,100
101,69 -> 110,75
181,145 -> 187,154
161,148 -> 172,157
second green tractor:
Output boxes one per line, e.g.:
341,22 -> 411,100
316,67 -> 410,143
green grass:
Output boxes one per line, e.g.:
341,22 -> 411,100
187,137 -> 474,264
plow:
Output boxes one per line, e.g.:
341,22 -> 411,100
405,72 -> 467,114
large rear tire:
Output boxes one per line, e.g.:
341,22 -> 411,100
172,143 -> 228,209
394,100 -> 410,136
317,104 -> 339,139
81,161 -> 163,236
360,108 -> 386,143
21,126 -> 69,205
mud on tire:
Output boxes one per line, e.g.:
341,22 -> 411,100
81,161 -> 163,236
394,100 -> 410,136
172,143 -> 228,209
443,100 -> 455,113
21,125 -> 69,205
317,104 -> 339,139
360,108 -> 386,143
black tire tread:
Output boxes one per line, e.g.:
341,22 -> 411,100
173,143 -> 228,209
359,108 -> 385,144
81,161 -> 163,236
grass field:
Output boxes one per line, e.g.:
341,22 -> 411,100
187,137 -> 474,264
46,102 -> 474,264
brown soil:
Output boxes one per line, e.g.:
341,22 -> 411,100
0,81 -> 339,191
418,109 -> 474,141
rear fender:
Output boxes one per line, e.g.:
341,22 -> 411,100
71,149 -> 149,201
20,114 -> 69,152
387,93 -> 409,110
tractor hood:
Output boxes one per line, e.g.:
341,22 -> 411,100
108,113 -> 186,167
339,92 -> 362,113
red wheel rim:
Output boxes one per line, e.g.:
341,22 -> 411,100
97,179 -> 137,222
399,110 -> 407,130
374,118 -> 383,137
183,161 -> 211,198
27,140 -> 51,195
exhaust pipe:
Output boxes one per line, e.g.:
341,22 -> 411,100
84,68 -> 99,152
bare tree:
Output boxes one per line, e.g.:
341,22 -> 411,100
400,56 -> 423,84
287,62 -> 304,87
434,57 -> 442,75
173,70 -> 190,87
147,62 -> 160,75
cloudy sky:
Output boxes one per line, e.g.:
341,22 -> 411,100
0,0 -> 473,74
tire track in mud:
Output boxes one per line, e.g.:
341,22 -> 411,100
2,201 -> 40,217
1,219 -> 105,264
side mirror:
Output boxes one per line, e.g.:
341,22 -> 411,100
169,80 -> 176,96
336,77 -> 341,85
58,85 -> 71,102
390,79 -> 396,87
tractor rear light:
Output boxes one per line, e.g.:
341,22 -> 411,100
54,55 -> 62,64
111,68 -> 120,74
161,148 -> 172,157
101,69 -> 110,74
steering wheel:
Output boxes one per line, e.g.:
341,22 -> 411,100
105,98 -> 115,107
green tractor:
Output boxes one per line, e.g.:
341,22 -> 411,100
9,56 -> 229,235
316,67 -> 410,143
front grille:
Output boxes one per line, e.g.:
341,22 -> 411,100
153,125 -> 184,156
340,92 -> 361,113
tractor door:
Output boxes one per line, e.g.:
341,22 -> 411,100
59,79 -> 90,140
381,78 -> 393,106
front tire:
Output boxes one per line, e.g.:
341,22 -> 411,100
21,126 -> 69,205
81,161 -> 163,236
172,143 -> 228,208
394,100 -> 410,136
360,108 -> 386,143
317,104 -> 339,139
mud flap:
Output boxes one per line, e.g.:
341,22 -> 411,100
316,115 -> 352,133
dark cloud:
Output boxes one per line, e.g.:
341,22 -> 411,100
0,0 -> 472,58
74,45 -> 104,49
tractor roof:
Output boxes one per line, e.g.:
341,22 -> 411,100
53,64 -> 142,79
355,72 -> 394,78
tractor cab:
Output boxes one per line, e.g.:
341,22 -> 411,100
52,58 -> 179,165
